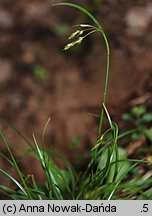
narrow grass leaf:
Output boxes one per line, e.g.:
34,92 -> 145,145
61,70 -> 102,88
0,168 -> 28,196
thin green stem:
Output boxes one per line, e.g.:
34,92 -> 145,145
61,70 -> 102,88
0,131 -> 32,199
98,35 -> 110,135
53,2 -> 110,135
83,29 -> 99,39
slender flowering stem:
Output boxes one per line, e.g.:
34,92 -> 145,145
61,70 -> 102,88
98,35 -> 110,135
53,2 -> 110,135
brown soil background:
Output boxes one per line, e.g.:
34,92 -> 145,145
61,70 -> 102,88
0,0 -> 152,187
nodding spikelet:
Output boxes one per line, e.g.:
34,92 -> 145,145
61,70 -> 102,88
64,37 -> 83,50
73,24 -> 94,28
80,24 -> 94,28
64,22 -> 98,51
68,30 -> 83,40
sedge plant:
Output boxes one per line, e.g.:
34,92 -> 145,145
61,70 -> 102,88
0,2 -> 152,200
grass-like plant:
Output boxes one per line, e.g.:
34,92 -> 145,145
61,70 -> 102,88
0,2 -> 152,200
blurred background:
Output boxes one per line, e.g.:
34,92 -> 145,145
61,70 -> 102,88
0,0 -> 152,185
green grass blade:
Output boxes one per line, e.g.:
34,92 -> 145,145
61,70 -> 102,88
43,149 -> 76,193
42,117 -> 51,152
33,134 -> 63,199
0,152 -> 15,168
0,168 -> 28,196
0,131 -> 32,199
118,129 -> 139,139
0,119 -> 35,151
106,163 -> 138,200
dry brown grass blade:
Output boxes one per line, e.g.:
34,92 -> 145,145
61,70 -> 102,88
126,137 -> 146,156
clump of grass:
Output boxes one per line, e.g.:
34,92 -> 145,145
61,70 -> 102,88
0,113 -> 151,200
0,2 -> 152,200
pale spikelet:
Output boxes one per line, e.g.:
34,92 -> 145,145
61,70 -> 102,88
68,30 -> 83,40
64,37 -> 83,51
63,43 -> 74,50
80,24 -> 93,28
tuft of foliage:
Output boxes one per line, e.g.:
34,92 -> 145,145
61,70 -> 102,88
0,115 -> 151,200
